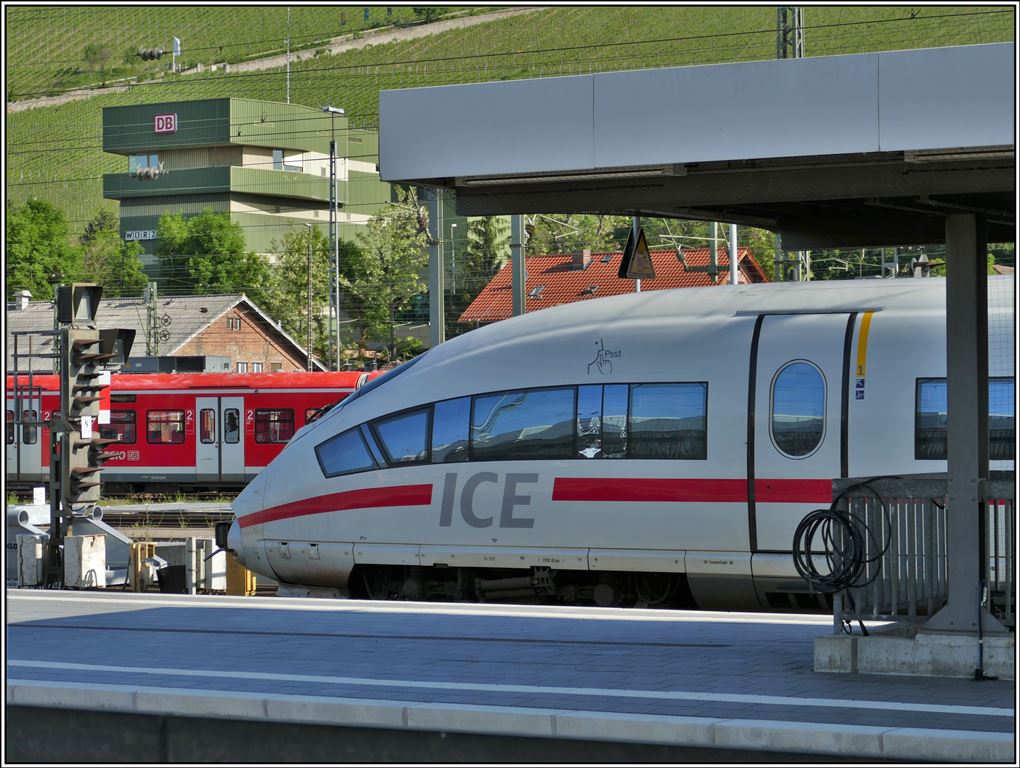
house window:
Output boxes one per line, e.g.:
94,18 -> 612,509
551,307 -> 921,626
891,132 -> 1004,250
128,153 -> 159,174
237,362 -> 248,373
252,362 -> 263,373
271,362 -> 284,372
227,317 -> 241,330
272,148 -> 283,171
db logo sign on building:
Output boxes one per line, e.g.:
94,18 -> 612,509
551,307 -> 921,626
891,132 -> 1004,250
154,113 -> 177,134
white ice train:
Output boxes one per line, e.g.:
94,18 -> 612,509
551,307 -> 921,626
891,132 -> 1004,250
225,277 -> 1015,610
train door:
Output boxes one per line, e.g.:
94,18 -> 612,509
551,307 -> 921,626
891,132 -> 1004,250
195,396 -> 245,483
6,386 -> 43,483
750,313 -> 852,553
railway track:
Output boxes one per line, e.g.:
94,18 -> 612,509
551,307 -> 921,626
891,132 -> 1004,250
96,502 -> 234,529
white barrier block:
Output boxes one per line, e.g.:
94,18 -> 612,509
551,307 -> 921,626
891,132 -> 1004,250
17,535 -> 45,587
65,534 -> 107,589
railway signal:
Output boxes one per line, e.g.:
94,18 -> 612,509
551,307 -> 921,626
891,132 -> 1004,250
36,285 -> 138,585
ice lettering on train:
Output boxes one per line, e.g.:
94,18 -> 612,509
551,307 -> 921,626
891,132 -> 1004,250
439,472 -> 538,528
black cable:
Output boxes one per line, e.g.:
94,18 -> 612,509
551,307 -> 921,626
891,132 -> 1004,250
792,475 -> 899,596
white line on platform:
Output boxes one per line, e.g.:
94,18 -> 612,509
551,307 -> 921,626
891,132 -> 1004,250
9,659 -> 1011,718
6,591 -> 839,625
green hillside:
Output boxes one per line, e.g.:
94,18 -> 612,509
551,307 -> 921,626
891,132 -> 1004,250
6,5 -> 1014,234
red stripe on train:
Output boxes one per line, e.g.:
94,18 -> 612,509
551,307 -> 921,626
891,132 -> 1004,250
239,484 -> 433,528
552,477 -> 832,504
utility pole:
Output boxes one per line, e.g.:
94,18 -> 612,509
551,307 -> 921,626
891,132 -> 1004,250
776,7 -> 804,282
510,214 -> 526,317
305,224 -> 313,371
633,215 -> 641,293
729,223 -> 739,284
322,105 -> 345,369
427,188 -> 446,346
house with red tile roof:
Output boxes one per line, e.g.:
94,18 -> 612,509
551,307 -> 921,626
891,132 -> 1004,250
458,246 -> 768,325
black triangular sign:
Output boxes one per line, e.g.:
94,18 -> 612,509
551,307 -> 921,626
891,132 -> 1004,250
618,227 -> 655,280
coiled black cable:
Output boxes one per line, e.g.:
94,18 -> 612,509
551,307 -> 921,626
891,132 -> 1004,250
792,476 -> 897,594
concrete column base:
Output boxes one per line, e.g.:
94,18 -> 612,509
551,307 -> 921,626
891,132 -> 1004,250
815,625 -> 1014,680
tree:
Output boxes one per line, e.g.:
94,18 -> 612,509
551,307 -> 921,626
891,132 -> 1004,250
83,42 -> 115,85
155,209 -> 271,304
79,209 -> 148,297
263,226 -> 332,361
525,213 -> 624,256
448,216 -> 510,336
6,198 -> 82,300
412,7 -> 447,24
342,187 -> 429,362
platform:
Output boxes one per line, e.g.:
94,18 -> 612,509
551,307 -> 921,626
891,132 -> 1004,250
5,590 -> 1015,763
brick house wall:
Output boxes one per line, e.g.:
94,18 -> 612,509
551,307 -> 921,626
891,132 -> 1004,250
175,306 -> 306,372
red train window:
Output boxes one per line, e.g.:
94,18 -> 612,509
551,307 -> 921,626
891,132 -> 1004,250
200,409 -> 216,444
147,410 -> 185,444
100,410 -> 137,444
22,410 -> 38,445
224,409 -> 240,444
255,408 -> 294,443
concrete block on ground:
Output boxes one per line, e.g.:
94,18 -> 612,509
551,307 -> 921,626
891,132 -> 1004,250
64,534 -> 106,589
17,535 -> 45,587
814,634 -> 856,673
817,630 -> 1015,680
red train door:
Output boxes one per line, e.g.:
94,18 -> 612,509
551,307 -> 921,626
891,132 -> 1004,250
6,386 -> 43,483
195,396 -> 245,483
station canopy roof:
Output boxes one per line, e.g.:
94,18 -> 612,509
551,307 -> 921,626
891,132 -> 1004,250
379,43 -> 1014,249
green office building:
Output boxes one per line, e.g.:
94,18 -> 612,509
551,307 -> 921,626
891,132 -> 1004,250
102,97 -> 391,267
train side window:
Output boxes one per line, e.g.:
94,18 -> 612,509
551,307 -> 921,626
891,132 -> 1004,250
147,410 -> 185,444
431,397 -> 470,463
224,409 -> 240,444
771,362 -> 825,458
602,384 -> 629,458
471,387 -> 575,461
629,383 -> 707,460
372,408 -> 429,465
989,378 -> 1015,460
21,410 -> 38,445
316,427 -> 380,477
255,408 -> 295,443
577,385 -> 603,458
100,410 -> 137,444
200,408 -> 216,444
7,410 -> 15,444
916,377 -> 1014,460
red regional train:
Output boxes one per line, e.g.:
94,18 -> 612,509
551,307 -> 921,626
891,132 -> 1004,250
5,371 -> 379,492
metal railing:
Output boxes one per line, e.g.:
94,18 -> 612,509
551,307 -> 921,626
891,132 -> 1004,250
830,475 -> 1014,630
